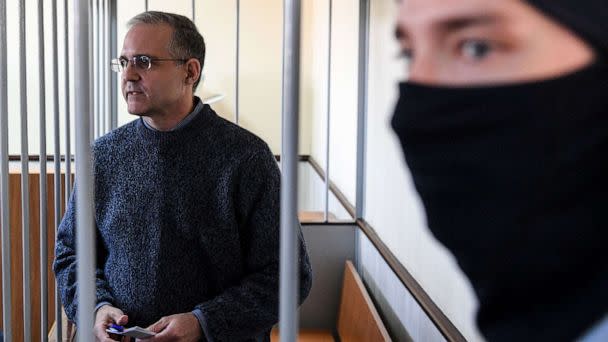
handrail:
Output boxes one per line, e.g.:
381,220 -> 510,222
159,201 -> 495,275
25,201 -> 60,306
306,156 -> 356,220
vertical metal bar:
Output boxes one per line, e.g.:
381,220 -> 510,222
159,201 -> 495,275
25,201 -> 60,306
191,0 -> 195,22
0,0 -> 12,340
19,0 -> 32,339
93,0 -> 104,137
93,0 -> 99,139
355,0 -> 370,271
235,0 -> 240,125
75,0 -> 96,340
97,0 -> 102,138
91,0 -> 95,138
109,0 -> 117,130
104,0 -> 110,132
145,0 -> 148,12
64,0 -> 72,209
102,0 -> 108,134
38,0 -> 49,339
52,0 -> 63,340
280,0 -> 301,341
97,0 -> 102,136
324,0 -> 332,222
100,0 -> 104,135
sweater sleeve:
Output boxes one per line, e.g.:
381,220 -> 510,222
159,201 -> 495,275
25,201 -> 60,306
194,147 -> 313,342
52,188 -> 116,324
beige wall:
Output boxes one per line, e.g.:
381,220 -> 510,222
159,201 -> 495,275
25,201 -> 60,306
5,0 -> 76,156
117,0 -> 312,155
6,0 -> 313,156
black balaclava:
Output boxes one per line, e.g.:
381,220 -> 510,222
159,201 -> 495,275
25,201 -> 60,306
527,1 -> 608,57
391,1 -> 608,341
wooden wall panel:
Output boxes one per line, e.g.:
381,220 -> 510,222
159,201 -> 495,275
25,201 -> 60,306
0,171 -> 69,342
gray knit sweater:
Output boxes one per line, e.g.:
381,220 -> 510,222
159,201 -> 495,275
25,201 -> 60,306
53,103 -> 313,341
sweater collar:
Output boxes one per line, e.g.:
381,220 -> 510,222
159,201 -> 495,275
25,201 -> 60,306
136,98 -> 215,144
141,96 -> 205,132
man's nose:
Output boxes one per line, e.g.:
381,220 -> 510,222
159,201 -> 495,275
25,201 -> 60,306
122,62 -> 140,82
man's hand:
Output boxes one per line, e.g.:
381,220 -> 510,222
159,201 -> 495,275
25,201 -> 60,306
141,313 -> 203,342
94,304 -> 129,342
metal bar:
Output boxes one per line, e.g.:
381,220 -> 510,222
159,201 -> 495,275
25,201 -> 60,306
97,0 -> 103,136
279,0 -> 301,341
91,0 -> 95,137
355,0 -> 369,220
145,0 -> 148,12
109,0 -> 117,130
324,0 -> 332,222
99,0 -> 104,135
19,0 -> 32,339
235,0 -> 240,125
90,0 -> 99,139
75,0 -> 96,340
355,0 -> 370,272
0,0 -> 12,340
192,0 -> 195,22
97,0 -> 102,137
104,0 -> 109,132
97,0 -> 102,136
38,0 -> 49,339
91,0 -> 96,138
100,0 -> 105,135
93,0 -> 99,138
52,0 -> 63,340
90,0 -> 95,138
64,0 -> 72,209
103,0 -> 109,134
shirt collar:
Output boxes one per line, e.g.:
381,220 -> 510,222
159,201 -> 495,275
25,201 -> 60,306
142,96 -> 204,132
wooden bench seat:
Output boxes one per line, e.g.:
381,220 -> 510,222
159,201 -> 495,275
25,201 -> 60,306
272,260 -> 391,342
271,328 -> 334,342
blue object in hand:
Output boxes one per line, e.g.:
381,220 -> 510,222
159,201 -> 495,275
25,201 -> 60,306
109,323 -> 124,332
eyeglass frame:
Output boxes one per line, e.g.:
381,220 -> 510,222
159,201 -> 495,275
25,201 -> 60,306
111,55 -> 189,73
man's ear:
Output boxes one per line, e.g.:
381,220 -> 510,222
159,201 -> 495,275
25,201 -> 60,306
185,58 -> 201,85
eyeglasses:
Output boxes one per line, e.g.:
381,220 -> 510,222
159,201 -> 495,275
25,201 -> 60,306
111,55 -> 188,73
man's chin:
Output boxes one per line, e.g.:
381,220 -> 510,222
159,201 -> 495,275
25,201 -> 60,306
127,107 -> 149,117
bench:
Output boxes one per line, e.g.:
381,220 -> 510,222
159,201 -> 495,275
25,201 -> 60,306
272,260 -> 391,342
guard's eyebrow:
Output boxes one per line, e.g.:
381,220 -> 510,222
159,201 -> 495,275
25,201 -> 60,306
440,15 -> 499,32
395,12 -> 502,42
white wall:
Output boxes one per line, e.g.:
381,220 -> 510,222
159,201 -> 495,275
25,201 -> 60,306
361,0 -> 483,340
306,0 -> 358,204
115,0 -> 311,155
5,0 -> 75,156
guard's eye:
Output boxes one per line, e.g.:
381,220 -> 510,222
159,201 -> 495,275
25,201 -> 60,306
459,40 -> 493,61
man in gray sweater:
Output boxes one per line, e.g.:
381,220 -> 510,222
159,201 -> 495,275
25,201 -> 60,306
53,11 -> 312,342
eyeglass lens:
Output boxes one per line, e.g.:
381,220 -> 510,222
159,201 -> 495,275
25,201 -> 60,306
112,56 -> 151,72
